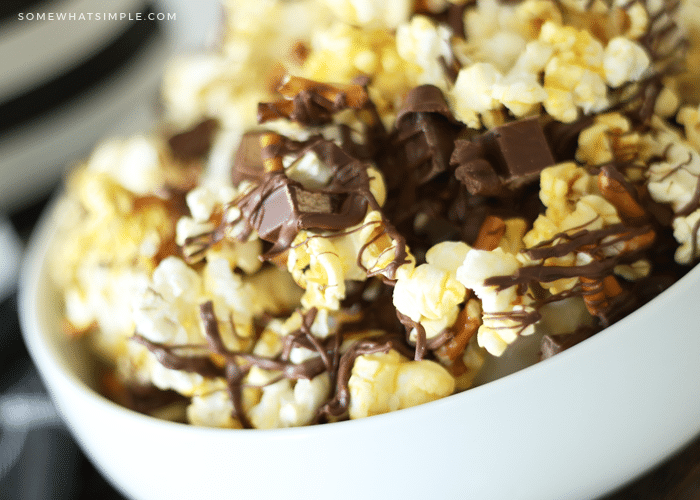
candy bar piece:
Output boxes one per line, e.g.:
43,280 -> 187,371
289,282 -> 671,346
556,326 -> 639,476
482,117 -> 555,184
237,168 -> 370,259
168,118 -> 219,160
452,117 -> 555,195
394,85 -> 461,184
242,176 -> 334,242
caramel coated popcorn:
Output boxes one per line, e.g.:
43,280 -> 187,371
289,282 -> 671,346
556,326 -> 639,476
50,0 -> 700,427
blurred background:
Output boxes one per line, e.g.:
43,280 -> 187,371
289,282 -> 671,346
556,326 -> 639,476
0,0 -> 219,498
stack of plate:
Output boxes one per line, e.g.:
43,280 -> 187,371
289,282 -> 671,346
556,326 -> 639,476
0,0 -> 219,212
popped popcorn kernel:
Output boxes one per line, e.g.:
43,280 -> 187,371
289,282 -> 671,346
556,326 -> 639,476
449,62 -> 503,128
87,136 -> 164,196
321,0 -> 411,28
646,140 -> 700,214
187,391 -> 243,429
456,248 -> 538,356
576,112 -> 642,167
603,37 -> 650,88
393,260 -> 465,327
677,105 -> 700,152
249,374 -> 331,429
300,22 -> 416,121
348,350 -> 455,419
396,15 -> 454,87
673,209 -> 700,264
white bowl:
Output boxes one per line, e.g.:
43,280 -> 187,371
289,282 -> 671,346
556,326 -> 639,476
19,200 -> 700,500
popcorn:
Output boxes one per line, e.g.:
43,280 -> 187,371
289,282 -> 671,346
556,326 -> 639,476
87,136 -> 164,196
540,22 -> 609,121
393,241 -> 469,338
603,37 -> 651,88
321,0 -> 411,28
673,209 -> 700,264
249,374 -> 331,428
646,138 -> 700,215
176,183 -> 264,271
187,391 -> 242,429
396,15 -> 454,88
288,230 -> 350,310
450,15 -> 651,127
289,208 -> 411,310
491,71 -> 548,118
50,0 -> 699,429
523,163 -> 627,294
348,350 -> 454,419
457,248 -> 538,356
677,104 -> 700,152
576,113 -> 643,167
49,160 -> 179,360
449,62 -> 503,128
299,21 -> 415,122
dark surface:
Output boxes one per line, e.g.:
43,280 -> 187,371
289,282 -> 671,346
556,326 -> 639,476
0,201 -> 129,500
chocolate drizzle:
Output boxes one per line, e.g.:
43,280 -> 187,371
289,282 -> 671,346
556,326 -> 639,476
150,6 -> 699,422
318,338 -> 394,419
133,303 -> 349,427
133,300 -> 435,425
232,134 -> 409,272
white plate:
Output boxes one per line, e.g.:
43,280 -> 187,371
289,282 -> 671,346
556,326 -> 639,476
19,197 -> 700,500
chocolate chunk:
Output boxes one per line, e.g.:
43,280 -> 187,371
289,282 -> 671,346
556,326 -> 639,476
453,140 -> 504,197
543,116 -> 594,163
393,85 -> 462,184
452,117 -> 555,195
540,326 -> 596,360
255,180 -> 303,241
239,174 -> 336,244
235,152 -> 370,258
168,118 -> 219,160
484,116 -> 555,185
396,84 -> 456,125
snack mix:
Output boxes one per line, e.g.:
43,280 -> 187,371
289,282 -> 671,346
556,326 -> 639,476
51,0 -> 700,428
